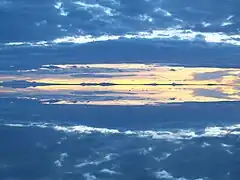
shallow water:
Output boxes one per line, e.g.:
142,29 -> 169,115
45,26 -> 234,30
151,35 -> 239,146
0,0 -> 240,179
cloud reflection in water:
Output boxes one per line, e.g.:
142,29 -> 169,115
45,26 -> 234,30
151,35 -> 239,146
0,63 -> 239,105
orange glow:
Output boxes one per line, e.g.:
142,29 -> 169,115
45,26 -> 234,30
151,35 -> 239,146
0,64 -> 239,105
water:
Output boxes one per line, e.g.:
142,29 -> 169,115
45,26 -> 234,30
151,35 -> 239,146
0,0 -> 240,179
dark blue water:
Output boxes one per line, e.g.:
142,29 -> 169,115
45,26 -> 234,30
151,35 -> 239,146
0,0 -> 240,179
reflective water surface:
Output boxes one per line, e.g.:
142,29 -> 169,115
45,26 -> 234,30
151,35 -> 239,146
0,63 -> 239,105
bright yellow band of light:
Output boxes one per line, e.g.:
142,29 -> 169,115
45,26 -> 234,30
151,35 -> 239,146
0,63 -> 239,105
